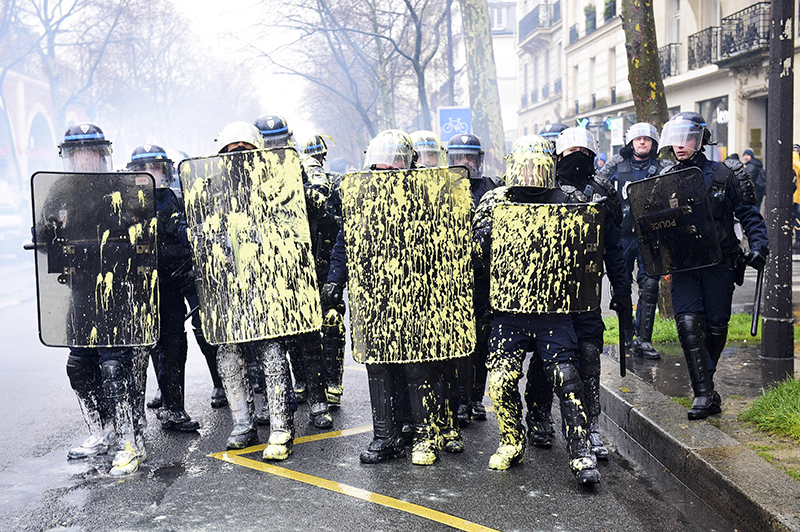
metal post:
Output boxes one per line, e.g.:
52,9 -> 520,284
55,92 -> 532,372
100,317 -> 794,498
761,0 -> 795,382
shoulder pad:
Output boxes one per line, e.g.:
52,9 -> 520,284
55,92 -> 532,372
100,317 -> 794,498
487,175 -> 506,188
659,162 -> 679,175
723,159 -> 757,206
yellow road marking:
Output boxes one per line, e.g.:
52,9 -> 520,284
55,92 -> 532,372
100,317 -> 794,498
209,424 -> 499,532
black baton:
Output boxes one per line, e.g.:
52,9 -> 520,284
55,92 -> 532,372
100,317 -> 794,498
185,305 -> 199,322
617,310 -> 626,377
751,267 -> 764,337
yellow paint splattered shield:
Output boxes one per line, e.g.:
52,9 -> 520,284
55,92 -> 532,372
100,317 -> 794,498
342,167 -> 475,364
490,202 -> 603,313
180,148 -> 322,345
31,171 -> 159,347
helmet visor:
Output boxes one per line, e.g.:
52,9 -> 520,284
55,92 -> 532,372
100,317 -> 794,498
61,145 -> 112,172
659,121 -> 703,152
505,139 -> 555,188
364,136 -> 413,170
446,149 -> 483,178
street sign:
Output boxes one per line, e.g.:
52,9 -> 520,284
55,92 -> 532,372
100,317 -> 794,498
438,107 -> 472,143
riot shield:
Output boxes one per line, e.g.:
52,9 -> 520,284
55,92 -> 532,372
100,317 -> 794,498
31,171 -> 158,347
627,167 -> 720,276
490,201 -> 603,313
179,148 -> 322,345
342,167 -> 475,364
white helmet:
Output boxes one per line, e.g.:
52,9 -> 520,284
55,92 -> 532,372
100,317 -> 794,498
215,121 -> 263,154
555,127 -> 597,157
625,122 -> 659,145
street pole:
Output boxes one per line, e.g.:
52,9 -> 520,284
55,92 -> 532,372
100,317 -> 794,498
761,0 -> 795,384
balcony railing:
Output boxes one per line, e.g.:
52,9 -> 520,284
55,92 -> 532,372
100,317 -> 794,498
531,88 -> 539,104
658,43 -> 680,78
569,24 -> 579,44
719,2 -> 770,60
542,84 -> 550,99
521,94 -> 528,108
518,1 -> 562,43
554,78 -> 562,95
688,26 -> 719,70
610,86 -> 616,104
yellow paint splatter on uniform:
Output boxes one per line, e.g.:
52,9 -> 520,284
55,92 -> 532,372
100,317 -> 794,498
180,148 -> 322,345
490,202 -> 603,313
341,167 -> 475,364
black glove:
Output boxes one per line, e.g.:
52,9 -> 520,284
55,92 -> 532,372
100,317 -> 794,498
173,266 -> 197,297
744,248 -> 768,271
609,291 -> 631,313
321,282 -> 344,306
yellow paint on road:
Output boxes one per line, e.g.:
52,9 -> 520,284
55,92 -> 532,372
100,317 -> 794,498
209,423 -> 499,532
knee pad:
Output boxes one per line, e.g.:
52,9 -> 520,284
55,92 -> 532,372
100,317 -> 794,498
216,344 -> 244,379
546,362 -> 583,398
676,313 -> 705,351
638,276 -> 660,304
66,354 -> 100,392
577,342 -> 601,380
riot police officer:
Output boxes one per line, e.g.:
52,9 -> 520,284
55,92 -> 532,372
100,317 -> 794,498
598,123 -> 671,359
127,145 -> 201,433
325,129 -> 466,466
53,123 -> 146,476
524,128 -> 630,461
411,130 -> 446,168
207,121 -> 297,458
445,133 -> 504,426
658,112 -> 768,420
302,134 -> 347,407
253,114 -> 333,429
475,134 -> 601,484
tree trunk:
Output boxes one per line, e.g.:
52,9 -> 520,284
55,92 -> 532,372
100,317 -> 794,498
457,0 -> 505,176
620,0 -> 669,128
621,0 -> 672,317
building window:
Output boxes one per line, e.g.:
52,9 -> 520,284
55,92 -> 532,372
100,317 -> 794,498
491,6 -> 507,31
698,96 -> 729,161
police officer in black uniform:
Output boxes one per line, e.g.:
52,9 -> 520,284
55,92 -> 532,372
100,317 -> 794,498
252,114 -> 333,429
524,127 -> 630,461
658,112 -> 768,420
51,123 -> 146,476
302,134 -> 347,407
598,123 -> 671,359
476,134 -> 601,484
445,134 -> 504,426
127,145 -> 201,433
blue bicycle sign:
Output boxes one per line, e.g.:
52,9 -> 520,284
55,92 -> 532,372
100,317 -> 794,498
438,107 -> 472,141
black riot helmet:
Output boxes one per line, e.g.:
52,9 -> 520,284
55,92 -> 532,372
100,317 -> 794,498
58,123 -> 113,172
539,123 -> 568,147
446,133 -> 484,178
304,134 -> 328,158
660,112 -> 713,155
254,114 -> 291,149
126,144 -> 174,188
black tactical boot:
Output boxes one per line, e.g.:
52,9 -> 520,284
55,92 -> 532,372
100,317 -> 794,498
525,353 -> 555,448
632,276 -> 661,359
548,361 -> 600,485
211,387 -> 227,408
194,329 -> 227,408
677,314 -> 721,420
361,364 -> 404,464
578,342 -> 607,460
158,333 -> 200,432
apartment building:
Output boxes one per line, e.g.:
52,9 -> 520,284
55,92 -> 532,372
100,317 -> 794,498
517,1 -> 790,163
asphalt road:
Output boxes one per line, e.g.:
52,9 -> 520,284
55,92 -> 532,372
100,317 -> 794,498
0,253 -> 739,532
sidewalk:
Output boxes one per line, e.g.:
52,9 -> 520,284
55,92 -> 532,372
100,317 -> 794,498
599,345 -> 800,532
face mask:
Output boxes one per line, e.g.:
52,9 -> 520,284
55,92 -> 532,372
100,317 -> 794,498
557,151 -> 595,187
229,145 -> 250,153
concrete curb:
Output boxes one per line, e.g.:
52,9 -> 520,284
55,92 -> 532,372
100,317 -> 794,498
599,357 -> 800,532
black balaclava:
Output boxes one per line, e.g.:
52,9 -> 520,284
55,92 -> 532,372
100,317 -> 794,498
557,151 -> 595,188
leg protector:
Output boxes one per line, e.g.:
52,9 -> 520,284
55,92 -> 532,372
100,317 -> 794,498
217,344 -> 257,449
547,361 -> 600,484
579,342 -> 610,461
286,338 -> 306,401
131,347 -> 149,437
676,314 -> 721,420
360,363 -> 403,464
322,308 -> 345,404
438,360 -> 464,453
405,363 -> 442,466
66,354 -> 110,459
705,323 -> 729,375
524,353 -> 554,448
259,341 -> 295,439
487,358 -> 525,470
633,276 -> 661,359
194,328 -> 225,393
101,360 -> 145,476
298,332 -> 330,419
